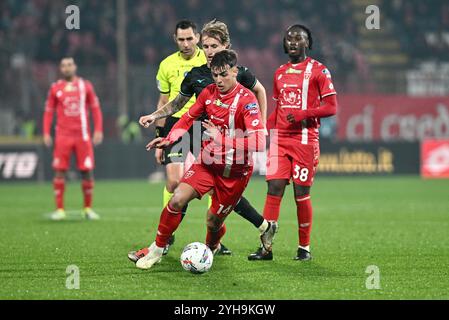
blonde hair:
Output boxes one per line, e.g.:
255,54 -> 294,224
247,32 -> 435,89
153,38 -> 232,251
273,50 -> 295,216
201,19 -> 231,47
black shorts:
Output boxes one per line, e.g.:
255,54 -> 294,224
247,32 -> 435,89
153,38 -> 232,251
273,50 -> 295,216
162,115 -> 206,165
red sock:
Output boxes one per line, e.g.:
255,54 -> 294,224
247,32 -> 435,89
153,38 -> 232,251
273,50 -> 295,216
155,204 -> 183,247
263,194 -> 282,221
53,178 -> 65,210
206,223 -> 226,250
82,179 -> 94,208
295,195 -> 313,247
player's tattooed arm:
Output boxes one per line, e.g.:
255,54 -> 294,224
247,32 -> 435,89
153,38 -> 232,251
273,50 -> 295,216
157,94 -> 190,118
139,94 -> 190,128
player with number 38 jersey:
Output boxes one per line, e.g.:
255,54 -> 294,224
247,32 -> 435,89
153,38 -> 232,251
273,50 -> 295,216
249,24 -> 338,262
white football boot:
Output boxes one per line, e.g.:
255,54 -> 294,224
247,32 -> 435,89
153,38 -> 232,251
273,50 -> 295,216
136,242 -> 164,270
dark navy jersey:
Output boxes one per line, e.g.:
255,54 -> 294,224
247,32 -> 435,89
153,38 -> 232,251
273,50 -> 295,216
180,64 -> 257,98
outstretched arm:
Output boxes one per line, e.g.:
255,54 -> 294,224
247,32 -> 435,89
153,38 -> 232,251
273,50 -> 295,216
139,94 -> 191,128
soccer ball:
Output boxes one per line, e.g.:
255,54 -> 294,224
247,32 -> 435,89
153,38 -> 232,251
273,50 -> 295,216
180,242 -> 213,274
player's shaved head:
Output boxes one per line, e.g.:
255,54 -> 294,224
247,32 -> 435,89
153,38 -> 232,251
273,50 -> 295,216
201,19 -> 231,47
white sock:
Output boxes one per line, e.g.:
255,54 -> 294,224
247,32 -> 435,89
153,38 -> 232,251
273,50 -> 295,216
258,219 -> 269,234
151,243 -> 165,256
299,245 -> 310,252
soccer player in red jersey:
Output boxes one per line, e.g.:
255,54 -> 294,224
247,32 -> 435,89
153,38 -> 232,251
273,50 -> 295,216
43,57 -> 103,220
133,50 -> 269,270
248,24 -> 338,261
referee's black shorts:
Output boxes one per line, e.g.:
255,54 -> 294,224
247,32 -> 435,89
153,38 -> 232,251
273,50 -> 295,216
162,115 -> 206,165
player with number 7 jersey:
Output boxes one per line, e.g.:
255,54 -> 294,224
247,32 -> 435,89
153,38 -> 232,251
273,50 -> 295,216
248,24 -> 338,262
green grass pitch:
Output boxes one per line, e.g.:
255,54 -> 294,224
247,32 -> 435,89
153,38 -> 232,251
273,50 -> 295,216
1,176 -> 448,299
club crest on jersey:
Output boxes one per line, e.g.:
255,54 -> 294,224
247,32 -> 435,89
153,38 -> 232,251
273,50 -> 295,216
184,170 -> 195,179
304,71 -> 312,80
244,102 -> 258,110
214,99 -> 229,108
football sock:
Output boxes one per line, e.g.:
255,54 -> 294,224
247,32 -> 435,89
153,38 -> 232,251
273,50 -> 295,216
234,197 -> 264,228
163,187 -> 172,207
295,195 -> 313,247
81,179 -> 94,209
206,223 -> 226,250
155,203 -> 183,248
53,177 -> 65,210
258,219 -> 270,234
181,204 -> 188,221
263,194 -> 282,222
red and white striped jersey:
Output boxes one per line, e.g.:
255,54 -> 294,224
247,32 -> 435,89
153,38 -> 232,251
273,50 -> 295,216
43,77 -> 103,140
272,57 -> 337,144
166,83 -> 266,177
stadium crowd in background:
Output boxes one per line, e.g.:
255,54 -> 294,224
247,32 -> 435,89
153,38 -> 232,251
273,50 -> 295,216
1,0 -> 448,139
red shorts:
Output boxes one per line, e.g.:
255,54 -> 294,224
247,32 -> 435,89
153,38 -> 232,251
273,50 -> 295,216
53,134 -> 94,171
266,135 -> 319,186
180,163 -> 252,218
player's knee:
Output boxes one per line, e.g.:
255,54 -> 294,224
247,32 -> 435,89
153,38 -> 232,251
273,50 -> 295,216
267,180 -> 286,196
166,180 -> 179,193
80,170 -> 93,180
169,189 -> 188,211
206,215 -> 221,232
55,171 -> 66,179
294,185 -> 310,198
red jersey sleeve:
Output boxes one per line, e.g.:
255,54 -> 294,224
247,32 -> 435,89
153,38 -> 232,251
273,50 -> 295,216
165,86 -> 208,143
43,84 -> 57,136
316,66 -> 337,99
86,81 -> 103,133
272,71 -> 280,101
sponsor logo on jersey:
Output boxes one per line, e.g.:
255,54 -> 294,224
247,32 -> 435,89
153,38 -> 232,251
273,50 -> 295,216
214,99 -> 229,108
251,119 -> 260,127
210,115 -> 225,122
205,100 -> 212,105
197,79 -> 206,84
249,109 -> 259,115
329,83 -> 334,90
286,68 -> 303,74
244,102 -> 258,110
64,83 -> 76,92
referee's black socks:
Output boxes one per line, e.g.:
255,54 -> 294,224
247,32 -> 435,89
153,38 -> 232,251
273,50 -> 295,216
234,197 -> 264,228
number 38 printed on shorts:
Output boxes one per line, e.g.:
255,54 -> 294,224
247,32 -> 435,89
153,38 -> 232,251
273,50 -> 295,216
293,165 -> 309,182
